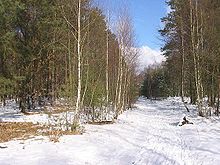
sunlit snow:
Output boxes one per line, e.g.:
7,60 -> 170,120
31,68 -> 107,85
1,97 -> 220,165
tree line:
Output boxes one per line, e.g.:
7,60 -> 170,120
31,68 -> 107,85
0,0 -> 139,122
141,0 -> 220,117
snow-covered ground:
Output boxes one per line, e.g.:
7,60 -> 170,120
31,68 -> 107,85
1,97 -> 220,165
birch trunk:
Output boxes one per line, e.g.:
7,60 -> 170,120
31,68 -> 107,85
117,47 -> 123,117
105,28 -> 109,117
121,67 -> 128,114
189,0 -> 203,116
75,0 -> 82,121
180,16 -> 189,112
114,47 -> 122,119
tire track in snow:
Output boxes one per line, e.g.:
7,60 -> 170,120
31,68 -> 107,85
132,99 -> 197,165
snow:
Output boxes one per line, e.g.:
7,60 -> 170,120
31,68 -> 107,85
1,97 -> 220,165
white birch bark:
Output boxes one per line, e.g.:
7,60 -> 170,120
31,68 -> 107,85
75,0 -> 82,120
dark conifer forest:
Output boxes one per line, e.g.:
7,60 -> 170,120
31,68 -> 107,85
0,0 -> 138,121
141,0 -> 220,117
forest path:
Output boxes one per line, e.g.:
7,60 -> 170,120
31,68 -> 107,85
1,98 -> 220,165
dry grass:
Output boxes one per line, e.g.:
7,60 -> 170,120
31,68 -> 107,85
22,111 -> 41,115
44,106 -> 71,115
0,122 -> 43,143
88,120 -> 115,125
45,129 -> 82,143
21,104 -> 71,116
21,107 -> 69,116
0,103 -> 82,143
0,122 -> 82,143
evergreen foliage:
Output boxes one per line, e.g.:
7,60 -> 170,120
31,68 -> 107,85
0,0 -> 138,121
158,0 -> 220,116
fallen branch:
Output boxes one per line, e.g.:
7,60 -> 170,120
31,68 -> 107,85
179,116 -> 193,126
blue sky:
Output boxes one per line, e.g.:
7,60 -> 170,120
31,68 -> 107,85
95,0 -> 167,49
129,0 -> 167,49
128,0 -> 167,70
95,0 -> 168,69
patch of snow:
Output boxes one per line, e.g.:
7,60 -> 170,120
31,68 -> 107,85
1,97 -> 220,165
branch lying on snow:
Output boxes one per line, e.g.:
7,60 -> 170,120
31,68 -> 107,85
0,146 -> 7,149
179,116 -> 193,126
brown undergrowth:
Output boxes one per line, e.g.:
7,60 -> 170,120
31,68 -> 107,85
88,120 -> 115,125
45,129 -> 82,143
0,122 -> 82,143
44,107 -> 71,115
21,106 -> 70,116
0,122 -> 43,143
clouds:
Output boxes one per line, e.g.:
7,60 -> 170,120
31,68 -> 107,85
137,46 -> 165,71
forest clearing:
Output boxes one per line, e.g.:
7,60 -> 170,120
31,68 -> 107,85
1,0 -> 220,164
1,97 -> 220,165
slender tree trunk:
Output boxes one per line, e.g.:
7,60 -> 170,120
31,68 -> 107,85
114,48 -> 121,118
121,67 -> 128,113
216,76 -> 220,116
116,47 -> 123,118
105,29 -> 109,117
127,72 -> 132,109
180,16 -> 189,112
189,0 -> 203,116
68,32 -> 74,101
75,0 -> 82,121
81,59 -> 89,107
